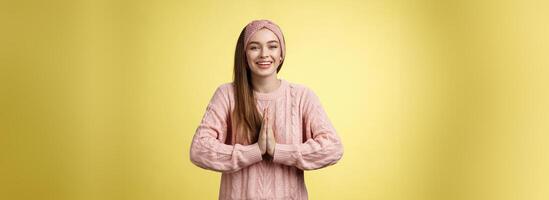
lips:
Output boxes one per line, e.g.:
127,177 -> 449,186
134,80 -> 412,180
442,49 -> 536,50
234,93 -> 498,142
256,61 -> 273,69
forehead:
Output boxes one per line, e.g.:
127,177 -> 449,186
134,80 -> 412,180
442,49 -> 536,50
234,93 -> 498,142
248,28 -> 279,44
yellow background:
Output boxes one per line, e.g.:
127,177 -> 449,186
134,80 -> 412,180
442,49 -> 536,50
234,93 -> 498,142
1,0 -> 548,199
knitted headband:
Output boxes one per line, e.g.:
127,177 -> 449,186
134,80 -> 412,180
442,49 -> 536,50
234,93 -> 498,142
243,19 -> 286,60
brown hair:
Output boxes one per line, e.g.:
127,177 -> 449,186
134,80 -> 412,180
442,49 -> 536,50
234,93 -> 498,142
232,27 -> 284,144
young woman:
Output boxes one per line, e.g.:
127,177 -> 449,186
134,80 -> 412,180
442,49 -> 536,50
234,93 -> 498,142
190,19 -> 343,200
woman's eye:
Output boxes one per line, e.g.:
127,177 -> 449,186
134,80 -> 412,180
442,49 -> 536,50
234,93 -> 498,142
250,47 -> 258,50
269,46 -> 278,49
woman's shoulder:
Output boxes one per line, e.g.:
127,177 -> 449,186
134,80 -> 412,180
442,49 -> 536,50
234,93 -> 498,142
216,82 -> 234,92
211,82 -> 236,100
284,80 -> 324,111
285,79 -> 316,97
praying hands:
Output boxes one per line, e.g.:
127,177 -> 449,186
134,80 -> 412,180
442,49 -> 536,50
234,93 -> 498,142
258,108 -> 276,157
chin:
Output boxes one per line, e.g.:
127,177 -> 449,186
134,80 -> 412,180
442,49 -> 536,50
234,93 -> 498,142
251,67 -> 276,77
254,71 -> 275,77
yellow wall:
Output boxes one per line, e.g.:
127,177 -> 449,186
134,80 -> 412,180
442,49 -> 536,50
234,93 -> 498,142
1,0 -> 548,199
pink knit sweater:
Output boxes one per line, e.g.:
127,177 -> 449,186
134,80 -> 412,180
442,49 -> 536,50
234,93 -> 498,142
190,79 -> 343,200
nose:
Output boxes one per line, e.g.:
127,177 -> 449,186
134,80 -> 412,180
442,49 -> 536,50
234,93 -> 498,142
260,48 -> 269,58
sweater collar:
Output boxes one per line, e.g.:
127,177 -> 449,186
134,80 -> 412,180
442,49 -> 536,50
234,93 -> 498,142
253,79 -> 288,100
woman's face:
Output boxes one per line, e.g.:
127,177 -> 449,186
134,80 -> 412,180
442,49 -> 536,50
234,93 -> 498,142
246,28 -> 282,78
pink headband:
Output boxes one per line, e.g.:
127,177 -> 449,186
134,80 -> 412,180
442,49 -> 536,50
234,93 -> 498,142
243,19 -> 286,60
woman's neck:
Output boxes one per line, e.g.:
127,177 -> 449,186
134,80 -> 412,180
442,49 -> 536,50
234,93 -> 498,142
251,76 -> 281,93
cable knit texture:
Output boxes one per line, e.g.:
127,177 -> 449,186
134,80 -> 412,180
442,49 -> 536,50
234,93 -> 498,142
190,79 -> 343,200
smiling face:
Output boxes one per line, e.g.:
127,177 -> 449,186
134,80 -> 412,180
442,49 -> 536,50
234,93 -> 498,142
245,28 -> 283,78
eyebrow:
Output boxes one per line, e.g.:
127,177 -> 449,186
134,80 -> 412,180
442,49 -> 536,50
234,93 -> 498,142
248,40 -> 280,45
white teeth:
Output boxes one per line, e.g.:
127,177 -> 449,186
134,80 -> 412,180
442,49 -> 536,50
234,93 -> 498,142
257,62 -> 271,64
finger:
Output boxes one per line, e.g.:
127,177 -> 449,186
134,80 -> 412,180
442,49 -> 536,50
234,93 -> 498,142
266,115 -> 271,130
265,108 -> 268,120
268,108 -> 271,122
261,111 -> 267,132
267,109 -> 272,129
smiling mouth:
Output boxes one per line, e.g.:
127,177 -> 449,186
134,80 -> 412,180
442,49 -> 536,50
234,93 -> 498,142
256,61 -> 273,68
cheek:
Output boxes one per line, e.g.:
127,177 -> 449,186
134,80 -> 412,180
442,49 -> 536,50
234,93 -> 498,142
246,49 -> 258,56
246,51 -> 257,60
274,49 -> 282,59
274,49 -> 282,58
246,52 -> 256,67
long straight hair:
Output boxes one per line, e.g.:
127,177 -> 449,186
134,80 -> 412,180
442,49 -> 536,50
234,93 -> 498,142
232,27 -> 284,144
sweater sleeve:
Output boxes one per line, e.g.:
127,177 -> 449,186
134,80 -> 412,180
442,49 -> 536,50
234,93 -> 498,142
189,85 -> 263,173
272,88 -> 344,170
